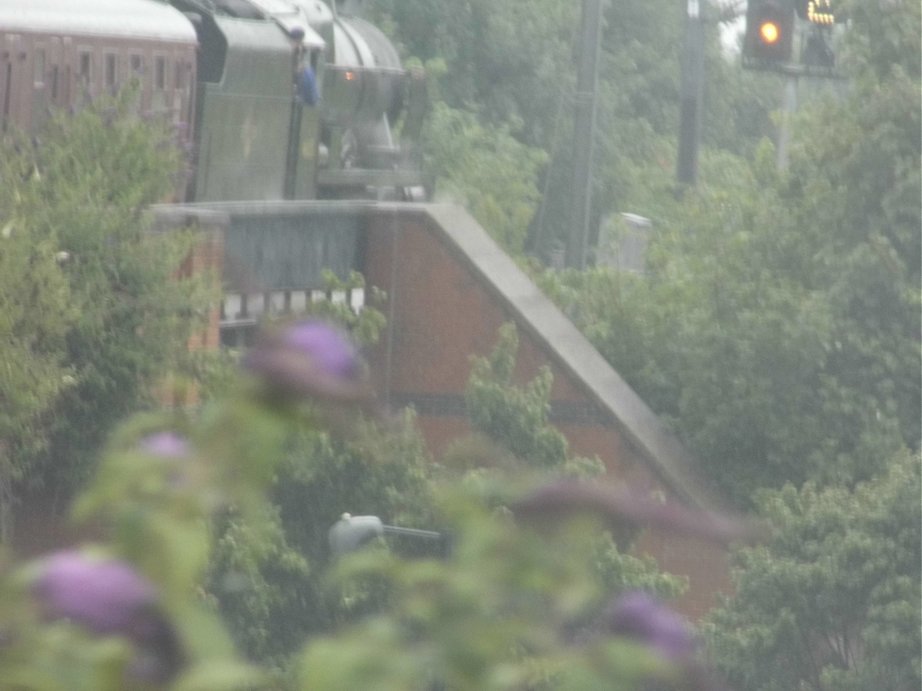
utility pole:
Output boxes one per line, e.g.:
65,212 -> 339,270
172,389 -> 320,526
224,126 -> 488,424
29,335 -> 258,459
676,0 -> 704,187
776,75 -> 797,170
565,0 -> 604,270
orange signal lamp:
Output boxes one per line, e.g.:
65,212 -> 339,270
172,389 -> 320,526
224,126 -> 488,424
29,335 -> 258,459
743,0 -> 794,65
759,20 -> 780,45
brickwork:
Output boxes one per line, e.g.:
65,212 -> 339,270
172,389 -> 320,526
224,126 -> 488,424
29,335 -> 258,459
147,201 -> 733,619
153,208 -> 227,407
179,227 -> 224,353
362,206 -> 732,620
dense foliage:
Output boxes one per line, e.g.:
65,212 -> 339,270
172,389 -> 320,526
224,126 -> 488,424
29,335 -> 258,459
0,317 -> 736,690
208,412 -> 437,667
207,316 -> 685,671
541,0 -> 920,504
380,2 -> 919,687
464,324 -> 572,471
0,91 -> 206,539
461,323 -> 686,600
198,281 -> 435,667
526,3 -> 920,687
374,0 -> 777,258
0,0 -> 917,688
705,450 -> 921,690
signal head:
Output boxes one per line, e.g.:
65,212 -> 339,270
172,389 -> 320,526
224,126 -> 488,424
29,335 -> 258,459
758,20 -> 781,45
743,0 -> 795,66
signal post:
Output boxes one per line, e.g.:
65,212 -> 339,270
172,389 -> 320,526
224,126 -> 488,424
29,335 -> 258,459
742,0 -> 845,168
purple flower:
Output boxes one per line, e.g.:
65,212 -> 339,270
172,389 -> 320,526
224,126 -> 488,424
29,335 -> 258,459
32,551 -> 158,635
604,591 -> 696,661
510,480 -> 763,545
242,319 -> 371,403
282,320 -> 361,380
139,432 -> 189,459
31,550 -> 184,683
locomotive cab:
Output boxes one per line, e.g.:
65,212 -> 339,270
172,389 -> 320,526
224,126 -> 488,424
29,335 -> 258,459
169,0 -> 323,201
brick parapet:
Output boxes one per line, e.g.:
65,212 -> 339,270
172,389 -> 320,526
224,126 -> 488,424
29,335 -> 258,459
151,207 -> 228,405
361,203 -> 734,620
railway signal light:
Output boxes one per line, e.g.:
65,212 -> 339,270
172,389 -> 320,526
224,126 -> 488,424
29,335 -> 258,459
743,0 -> 794,66
796,0 -> 843,25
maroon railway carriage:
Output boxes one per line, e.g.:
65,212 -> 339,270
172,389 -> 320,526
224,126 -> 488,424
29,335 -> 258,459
0,0 -> 197,134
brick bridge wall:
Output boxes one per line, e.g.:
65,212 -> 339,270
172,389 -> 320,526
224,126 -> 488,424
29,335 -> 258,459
144,201 -> 733,620
361,204 -> 732,620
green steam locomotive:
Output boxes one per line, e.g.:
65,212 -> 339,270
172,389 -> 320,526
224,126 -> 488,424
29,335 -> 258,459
0,0 -> 428,202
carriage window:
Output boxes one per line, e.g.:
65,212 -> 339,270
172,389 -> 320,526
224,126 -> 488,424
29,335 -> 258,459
174,61 -> 185,89
130,54 -> 143,75
104,53 -> 117,88
50,65 -> 59,100
78,51 -> 92,83
2,63 -> 11,129
154,56 -> 166,89
33,49 -> 45,85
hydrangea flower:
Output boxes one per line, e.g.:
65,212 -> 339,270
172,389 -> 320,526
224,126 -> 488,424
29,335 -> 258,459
139,431 -> 189,459
137,431 -> 194,493
32,550 -> 158,635
281,320 -> 361,380
242,319 -> 371,403
31,550 -> 184,683
604,591 -> 695,661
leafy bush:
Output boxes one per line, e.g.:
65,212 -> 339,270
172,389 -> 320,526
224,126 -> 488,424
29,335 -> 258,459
704,450 -> 921,691
0,318 -> 738,690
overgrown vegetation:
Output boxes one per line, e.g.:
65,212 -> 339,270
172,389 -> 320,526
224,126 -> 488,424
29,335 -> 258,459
377,1 -> 920,687
705,450 -> 921,691
0,90 -> 207,541
0,0 -> 917,687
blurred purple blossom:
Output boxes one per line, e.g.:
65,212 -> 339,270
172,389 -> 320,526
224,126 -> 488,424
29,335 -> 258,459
32,551 -> 158,635
510,480 -> 762,545
242,319 -> 371,403
282,320 -> 361,379
139,431 -> 189,459
31,550 -> 184,683
604,591 -> 696,661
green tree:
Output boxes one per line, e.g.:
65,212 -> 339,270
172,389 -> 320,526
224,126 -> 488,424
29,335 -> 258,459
540,0 -> 920,503
208,317 -> 685,672
298,487 -> 688,690
205,297 -> 437,667
7,92 -> 207,503
421,101 -> 547,255
209,415 -> 437,666
207,505 -> 313,670
0,312 -> 735,690
375,0 -> 778,262
0,143 -> 74,541
207,416 -> 436,670
461,323 -> 684,598
464,323 -> 570,470
372,0 -> 577,147
704,450 -> 921,691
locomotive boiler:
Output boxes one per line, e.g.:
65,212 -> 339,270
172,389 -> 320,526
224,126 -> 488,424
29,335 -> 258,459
0,0 -> 428,202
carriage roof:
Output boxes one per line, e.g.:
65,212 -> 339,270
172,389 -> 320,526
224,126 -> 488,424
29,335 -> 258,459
0,0 -> 197,44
